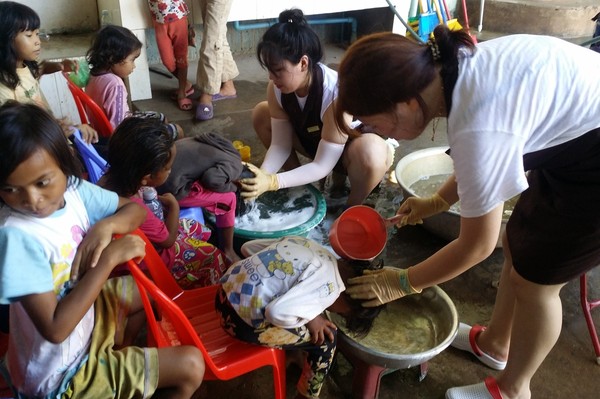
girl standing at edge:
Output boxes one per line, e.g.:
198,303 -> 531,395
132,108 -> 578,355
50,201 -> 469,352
239,8 -> 393,207
0,1 -> 98,144
0,102 -> 204,397
335,25 -> 600,399
146,0 -> 195,111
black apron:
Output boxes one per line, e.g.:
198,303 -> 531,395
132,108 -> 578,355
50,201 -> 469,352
507,128 -> 600,284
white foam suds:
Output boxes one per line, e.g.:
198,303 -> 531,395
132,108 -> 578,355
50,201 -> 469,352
235,186 -> 317,232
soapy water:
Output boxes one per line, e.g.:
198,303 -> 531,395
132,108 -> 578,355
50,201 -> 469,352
234,173 -> 403,256
235,186 -> 317,231
410,173 -> 517,219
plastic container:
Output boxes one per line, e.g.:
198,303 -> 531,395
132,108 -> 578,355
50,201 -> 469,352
232,140 -> 251,162
67,59 -> 90,88
329,205 -> 387,260
141,186 -> 164,221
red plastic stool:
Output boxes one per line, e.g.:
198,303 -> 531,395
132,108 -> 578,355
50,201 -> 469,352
580,273 -> 600,365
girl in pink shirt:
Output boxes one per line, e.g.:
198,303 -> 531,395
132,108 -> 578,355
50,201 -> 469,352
85,25 -> 142,130
101,116 -> 231,288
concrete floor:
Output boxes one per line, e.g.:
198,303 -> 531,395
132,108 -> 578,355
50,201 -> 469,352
133,47 -> 600,399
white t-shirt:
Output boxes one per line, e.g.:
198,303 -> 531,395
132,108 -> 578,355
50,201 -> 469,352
0,180 -> 118,397
274,62 -> 338,121
448,34 -> 600,217
220,236 -> 344,329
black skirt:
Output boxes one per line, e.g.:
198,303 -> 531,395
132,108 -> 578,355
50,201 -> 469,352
507,128 -> 600,284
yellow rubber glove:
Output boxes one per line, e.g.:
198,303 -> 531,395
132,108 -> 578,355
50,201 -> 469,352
397,193 -> 450,227
239,162 -> 279,200
345,267 -> 421,307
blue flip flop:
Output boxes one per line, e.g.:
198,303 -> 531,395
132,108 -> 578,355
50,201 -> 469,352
212,93 -> 237,102
195,103 -> 213,121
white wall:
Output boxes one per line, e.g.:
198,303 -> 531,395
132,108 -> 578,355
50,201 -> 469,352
17,0 -> 99,33
21,0 -> 458,35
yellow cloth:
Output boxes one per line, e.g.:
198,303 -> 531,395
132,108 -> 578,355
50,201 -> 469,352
65,276 -> 159,398
0,66 -> 50,110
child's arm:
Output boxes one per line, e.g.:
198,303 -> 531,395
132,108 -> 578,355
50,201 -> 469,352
71,197 -> 146,281
20,234 -> 145,343
39,59 -> 78,76
156,193 -> 180,248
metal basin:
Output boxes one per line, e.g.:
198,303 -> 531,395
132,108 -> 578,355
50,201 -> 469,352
328,285 -> 458,370
394,146 -> 509,248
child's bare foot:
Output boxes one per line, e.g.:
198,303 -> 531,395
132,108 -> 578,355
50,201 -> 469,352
225,249 -> 241,263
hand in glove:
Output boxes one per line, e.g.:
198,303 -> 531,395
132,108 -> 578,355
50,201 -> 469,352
345,267 -> 421,307
239,162 -> 279,200
396,193 -> 450,227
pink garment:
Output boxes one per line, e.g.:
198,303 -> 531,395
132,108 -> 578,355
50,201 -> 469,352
85,73 -> 129,129
178,181 -> 236,228
130,197 -> 174,266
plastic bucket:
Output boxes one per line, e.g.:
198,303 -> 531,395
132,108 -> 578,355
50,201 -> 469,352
329,205 -> 387,260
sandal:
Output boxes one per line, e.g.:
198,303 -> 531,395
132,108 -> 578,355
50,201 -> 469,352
212,92 -> 237,102
451,323 -> 507,370
177,97 -> 193,111
446,377 -> 504,399
170,86 -> 195,101
195,103 -> 213,121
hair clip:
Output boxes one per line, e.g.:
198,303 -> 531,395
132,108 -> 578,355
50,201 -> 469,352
427,39 -> 441,62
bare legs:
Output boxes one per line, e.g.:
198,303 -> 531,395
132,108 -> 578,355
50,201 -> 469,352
343,133 -> 392,206
173,66 -> 192,100
172,66 -> 193,111
130,285 -> 204,397
199,79 -> 237,107
252,102 -> 393,206
155,346 -> 205,398
472,233 -> 566,399
218,225 -> 241,262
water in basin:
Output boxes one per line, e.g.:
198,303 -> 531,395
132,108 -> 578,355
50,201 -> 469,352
329,293 -> 452,355
410,173 -> 518,220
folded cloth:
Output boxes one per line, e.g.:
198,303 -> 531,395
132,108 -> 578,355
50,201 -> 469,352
157,132 -> 243,199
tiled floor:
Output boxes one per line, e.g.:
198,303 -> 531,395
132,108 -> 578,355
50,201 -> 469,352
133,48 -> 600,399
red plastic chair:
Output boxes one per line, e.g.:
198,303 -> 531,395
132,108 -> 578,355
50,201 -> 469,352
126,230 -> 286,397
580,273 -> 600,365
63,73 -> 113,138
0,332 -> 13,396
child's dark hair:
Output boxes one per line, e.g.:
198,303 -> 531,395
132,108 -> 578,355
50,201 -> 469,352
256,8 -> 323,75
0,2 -> 41,89
103,116 -> 175,197
0,101 -> 82,189
86,25 -> 142,74
337,258 -> 385,337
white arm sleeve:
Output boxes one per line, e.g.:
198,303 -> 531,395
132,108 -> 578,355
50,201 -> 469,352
276,140 -> 345,189
260,118 -> 294,174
